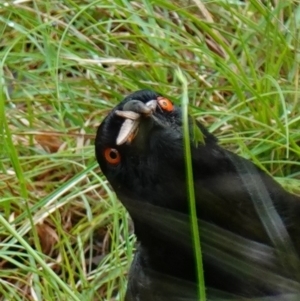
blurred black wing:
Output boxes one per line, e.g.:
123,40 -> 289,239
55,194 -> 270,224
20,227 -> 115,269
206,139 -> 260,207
124,121 -> 300,300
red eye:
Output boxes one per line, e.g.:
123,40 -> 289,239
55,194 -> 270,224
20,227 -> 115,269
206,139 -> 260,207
104,148 -> 121,165
157,96 -> 174,112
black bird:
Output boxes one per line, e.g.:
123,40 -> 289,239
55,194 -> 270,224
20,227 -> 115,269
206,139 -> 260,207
95,90 -> 300,300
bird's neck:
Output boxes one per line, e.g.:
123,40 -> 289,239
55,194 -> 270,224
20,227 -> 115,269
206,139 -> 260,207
133,219 -> 196,281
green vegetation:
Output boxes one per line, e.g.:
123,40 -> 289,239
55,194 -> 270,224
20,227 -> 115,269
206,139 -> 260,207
1,0 -> 299,300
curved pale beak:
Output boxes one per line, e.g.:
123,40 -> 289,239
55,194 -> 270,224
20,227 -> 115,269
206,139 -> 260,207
115,99 -> 157,145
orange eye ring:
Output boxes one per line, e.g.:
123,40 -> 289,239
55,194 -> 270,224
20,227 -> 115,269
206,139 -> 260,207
157,96 -> 174,112
104,148 -> 121,165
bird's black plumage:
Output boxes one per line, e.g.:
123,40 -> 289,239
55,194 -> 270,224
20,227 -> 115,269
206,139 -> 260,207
95,90 -> 300,300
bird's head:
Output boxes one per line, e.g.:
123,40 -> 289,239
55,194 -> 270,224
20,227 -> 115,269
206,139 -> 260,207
95,89 -> 217,215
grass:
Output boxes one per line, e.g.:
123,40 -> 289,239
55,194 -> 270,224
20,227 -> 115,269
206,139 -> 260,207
1,0 -> 300,300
